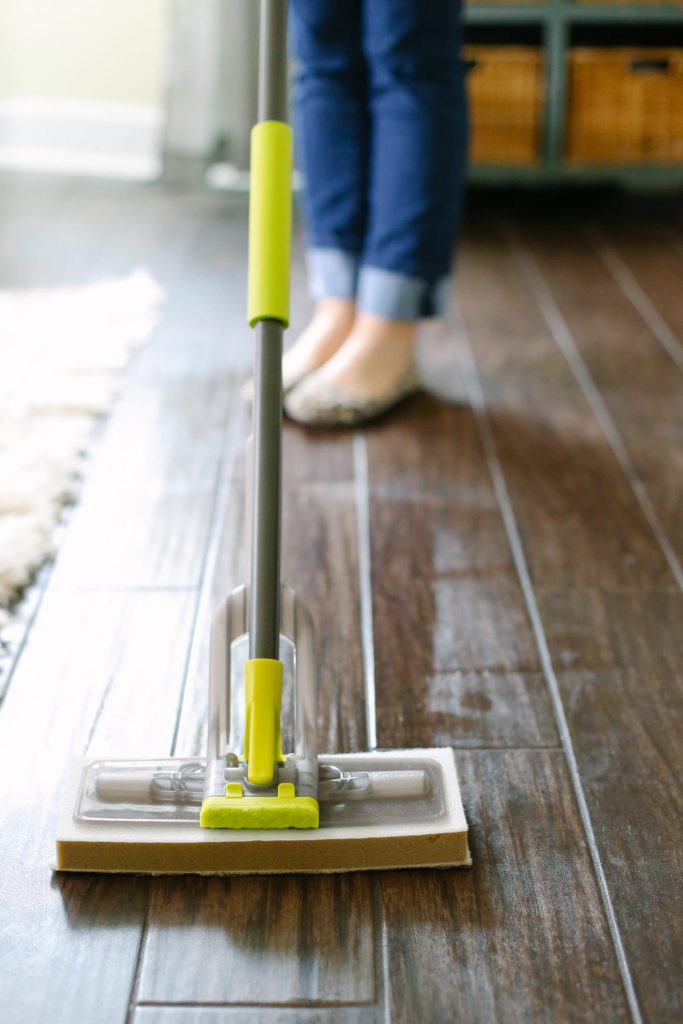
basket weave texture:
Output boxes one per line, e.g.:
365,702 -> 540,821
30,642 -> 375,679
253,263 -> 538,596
575,0 -> 679,5
466,46 -> 544,166
567,48 -> 683,164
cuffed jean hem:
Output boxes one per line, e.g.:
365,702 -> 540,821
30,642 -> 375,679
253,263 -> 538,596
307,248 -> 450,320
357,265 -> 450,320
306,247 -> 359,301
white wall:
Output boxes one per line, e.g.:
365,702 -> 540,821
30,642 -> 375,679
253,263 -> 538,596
164,0 -> 258,167
0,0 -> 167,178
0,0 -> 166,106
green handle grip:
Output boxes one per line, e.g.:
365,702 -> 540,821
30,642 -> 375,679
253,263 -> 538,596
244,658 -> 284,786
248,120 -> 293,328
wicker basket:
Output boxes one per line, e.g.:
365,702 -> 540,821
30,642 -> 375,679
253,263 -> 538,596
465,46 -> 544,166
567,49 -> 683,164
576,0 -> 678,4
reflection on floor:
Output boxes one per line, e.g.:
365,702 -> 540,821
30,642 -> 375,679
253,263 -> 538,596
0,175 -> 681,1024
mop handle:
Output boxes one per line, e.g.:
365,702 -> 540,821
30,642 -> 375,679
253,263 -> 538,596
248,0 -> 291,666
245,0 -> 291,785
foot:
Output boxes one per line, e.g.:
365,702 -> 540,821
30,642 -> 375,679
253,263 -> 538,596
242,297 -> 356,406
305,313 -> 417,398
284,313 -> 421,427
282,297 -> 356,392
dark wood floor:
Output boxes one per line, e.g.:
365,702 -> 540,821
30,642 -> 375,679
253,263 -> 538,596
0,175 -> 681,1024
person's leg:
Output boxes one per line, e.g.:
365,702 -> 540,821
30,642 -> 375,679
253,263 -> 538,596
303,0 -> 468,399
283,0 -> 370,388
362,0 -> 467,313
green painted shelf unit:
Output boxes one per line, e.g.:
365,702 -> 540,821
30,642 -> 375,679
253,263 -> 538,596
464,0 -> 683,183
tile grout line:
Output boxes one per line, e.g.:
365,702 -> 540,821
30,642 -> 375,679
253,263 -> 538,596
125,893 -> 151,1024
371,879 -> 392,1024
449,745 -> 565,753
589,226 -> 683,374
454,308 -> 644,1024
353,433 -> 378,752
508,230 -> 683,594
379,914 -> 392,1024
353,432 -> 391,1024
135,1000 -> 378,1008
84,669 -> 118,753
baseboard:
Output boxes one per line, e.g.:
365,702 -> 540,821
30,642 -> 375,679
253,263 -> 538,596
0,98 -> 164,180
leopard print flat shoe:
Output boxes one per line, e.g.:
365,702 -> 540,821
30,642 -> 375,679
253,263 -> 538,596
284,362 -> 421,427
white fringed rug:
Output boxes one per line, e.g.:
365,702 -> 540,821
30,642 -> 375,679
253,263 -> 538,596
0,271 -> 164,635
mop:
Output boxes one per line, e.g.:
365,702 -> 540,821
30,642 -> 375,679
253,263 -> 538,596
54,0 -> 469,875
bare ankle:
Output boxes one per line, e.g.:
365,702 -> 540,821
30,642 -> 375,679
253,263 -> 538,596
350,311 -> 418,349
348,309 -> 417,354
281,298 -> 355,387
314,297 -> 356,332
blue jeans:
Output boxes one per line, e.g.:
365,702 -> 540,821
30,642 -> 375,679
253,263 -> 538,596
290,0 -> 468,321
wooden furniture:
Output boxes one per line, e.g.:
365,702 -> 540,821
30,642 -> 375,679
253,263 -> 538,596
464,0 -> 683,184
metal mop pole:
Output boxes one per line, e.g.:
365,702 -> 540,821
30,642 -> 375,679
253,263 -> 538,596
249,0 -> 290,662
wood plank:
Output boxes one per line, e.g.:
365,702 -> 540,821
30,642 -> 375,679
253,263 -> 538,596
366,394 -> 557,749
6,177 -> 680,1020
538,587 -> 683,1024
172,435 -> 364,757
365,390 -> 480,502
282,482 -> 366,753
598,219 -> 683,365
0,177 -> 248,591
536,586 -> 682,673
0,180 -> 244,691
0,178 -> 374,1016
380,750 -> 631,1024
457,224 -> 674,589
138,873 -> 375,1005
0,587 -> 196,1024
171,235 -> 360,752
283,423 -> 356,484
412,668 -> 557,750
136,1007 -> 374,1023
0,177 -> 252,331
371,503 -> 538,676
49,368 -> 236,588
458,222 -> 683,1021
371,504 -> 553,747
0,180 -> 249,1022
45,200 -> 249,589
516,221 -> 683,567
143,427 -> 371,1007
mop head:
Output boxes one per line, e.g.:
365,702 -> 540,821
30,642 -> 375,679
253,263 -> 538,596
54,749 -> 469,875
